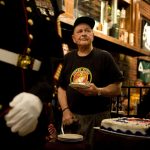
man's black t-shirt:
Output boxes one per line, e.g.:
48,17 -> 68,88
59,48 -> 124,115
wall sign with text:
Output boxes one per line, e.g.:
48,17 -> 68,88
141,18 -> 150,51
138,59 -> 150,83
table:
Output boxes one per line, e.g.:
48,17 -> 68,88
44,140 -> 91,150
92,127 -> 150,150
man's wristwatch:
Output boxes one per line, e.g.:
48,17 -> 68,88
97,88 -> 102,96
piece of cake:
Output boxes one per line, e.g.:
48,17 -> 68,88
100,117 -> 150,136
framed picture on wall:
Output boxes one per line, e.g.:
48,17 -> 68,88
141,18 -> 150,51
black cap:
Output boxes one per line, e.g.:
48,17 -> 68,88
73,16 -> 95,30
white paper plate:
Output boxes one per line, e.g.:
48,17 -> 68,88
69,83 -> 90,89
57,134 -> 83,142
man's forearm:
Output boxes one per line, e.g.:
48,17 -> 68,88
57,87 -> 69,111
97,82 -> 122,97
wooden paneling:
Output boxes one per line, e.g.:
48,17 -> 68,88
135,1 -> 150,48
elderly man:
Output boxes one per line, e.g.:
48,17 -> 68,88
58,16 -> 124,149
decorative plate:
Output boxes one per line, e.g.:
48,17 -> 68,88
69,83 -> 90,89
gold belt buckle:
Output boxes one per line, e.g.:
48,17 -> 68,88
17,54 -> 33,69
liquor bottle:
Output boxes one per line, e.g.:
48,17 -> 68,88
120,8 -> 126,29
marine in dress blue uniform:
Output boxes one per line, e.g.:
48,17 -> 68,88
0,0 -> 63,149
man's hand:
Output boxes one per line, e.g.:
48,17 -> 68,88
5,92 -> 43,136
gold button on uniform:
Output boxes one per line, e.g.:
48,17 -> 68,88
26,7 -> 32,13
27,48 -> 31,54
28,19 -> 34,26
0,1 -> 5,5
46,17 -> 50,21
0,104 -> 3,110
29,34 -> 33,40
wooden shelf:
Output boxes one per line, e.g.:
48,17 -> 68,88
93,30 -> 150,56
123,0 -> 131,4
59,14 -> 150,57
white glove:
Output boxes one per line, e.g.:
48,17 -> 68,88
5,92 -> 43,136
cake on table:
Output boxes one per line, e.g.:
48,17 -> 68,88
100,117 -> 150,136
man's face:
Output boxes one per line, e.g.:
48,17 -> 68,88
72,23 -> 94,46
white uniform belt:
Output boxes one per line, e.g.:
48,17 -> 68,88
0,48 -> 41,71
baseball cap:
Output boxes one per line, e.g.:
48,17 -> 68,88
73,16 -> 95,30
